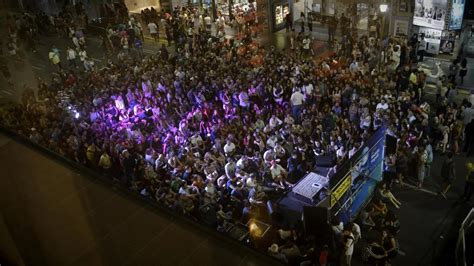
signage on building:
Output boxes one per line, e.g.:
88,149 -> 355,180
418,26 -> 442,54
449,0 -> 465,30
413,0 -> 448,30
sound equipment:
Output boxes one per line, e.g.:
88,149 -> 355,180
385,135 -> 397,155
315,153 -> 337,167
303,206 -> 330,238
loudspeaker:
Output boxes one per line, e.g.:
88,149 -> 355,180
385,135 -> 397,155
315,153 -> 337,167
303,206 -> 330,238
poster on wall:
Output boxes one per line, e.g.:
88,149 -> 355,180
440,31 -> 456,54
418,26 -> 442,43
449,0 -> 465,30
328,3 -> 335,15
413,0 -> 447,30
419,26 -> 442,54
394,20 -> 409,36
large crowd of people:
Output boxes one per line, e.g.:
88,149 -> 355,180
1,5 -> 474,265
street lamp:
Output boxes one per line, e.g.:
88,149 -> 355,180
379,3 -> 388,13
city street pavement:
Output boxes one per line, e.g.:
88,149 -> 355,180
0,32 -> 161,105
390,154 -> 474,266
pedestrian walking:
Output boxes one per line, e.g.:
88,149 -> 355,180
285,13 -> 293,31
307,13 -> 313,32
300,12 -> 305,33
417,145 -> 427,188
440,152 -> 455,199
448,59 -> 459,85
418,34 -> 426,62
424,140 -> 433,178
459,58 -> 467,85
341,225 -> 355,266
461,162 -> 474,202
147,21 -> 159,41
134,38 -> 144,59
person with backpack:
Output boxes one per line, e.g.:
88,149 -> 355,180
461,162 -> 474,202
341,225 -> 355,266
440,152 -> 455,199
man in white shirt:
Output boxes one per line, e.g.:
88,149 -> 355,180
302,79 -> 314,101
376,99 -> 389,111
147,21 -> 159,41
418,34 -> 426,62
224,158 -> 236,179
301,35 -> 311,56
269,115 -> 283,130
223,139 -> 236,156
66,47 -> 77,68
349,60 -> 359,73
204,15 -> 212,32
342,226 -> 355,266
290,88 -> 305,123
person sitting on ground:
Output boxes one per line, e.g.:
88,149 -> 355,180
377,182 -> 402,209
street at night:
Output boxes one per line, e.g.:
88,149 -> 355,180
0,0 -> 474,265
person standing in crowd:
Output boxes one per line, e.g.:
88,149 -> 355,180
459,58 -> 467,85
440,152 -> 455,199
385,152 -> 397,187
285,12 -> 293,31
300,12 -> 305,33
417,145 -> 427,189
66,46 -> 77,68
448,59 -> 459,84
290,88 -> 304,123
147,20 -> 159,41
462,162 -> 474,202
418,34 -> 426,62
341,225 -> 355,266
48,45 -> 61,70
424,139 -> 433,179
78,48 -> 88,70
307,13 -> 313,32
301,35 -> 312,57
462,102 -> 474,154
